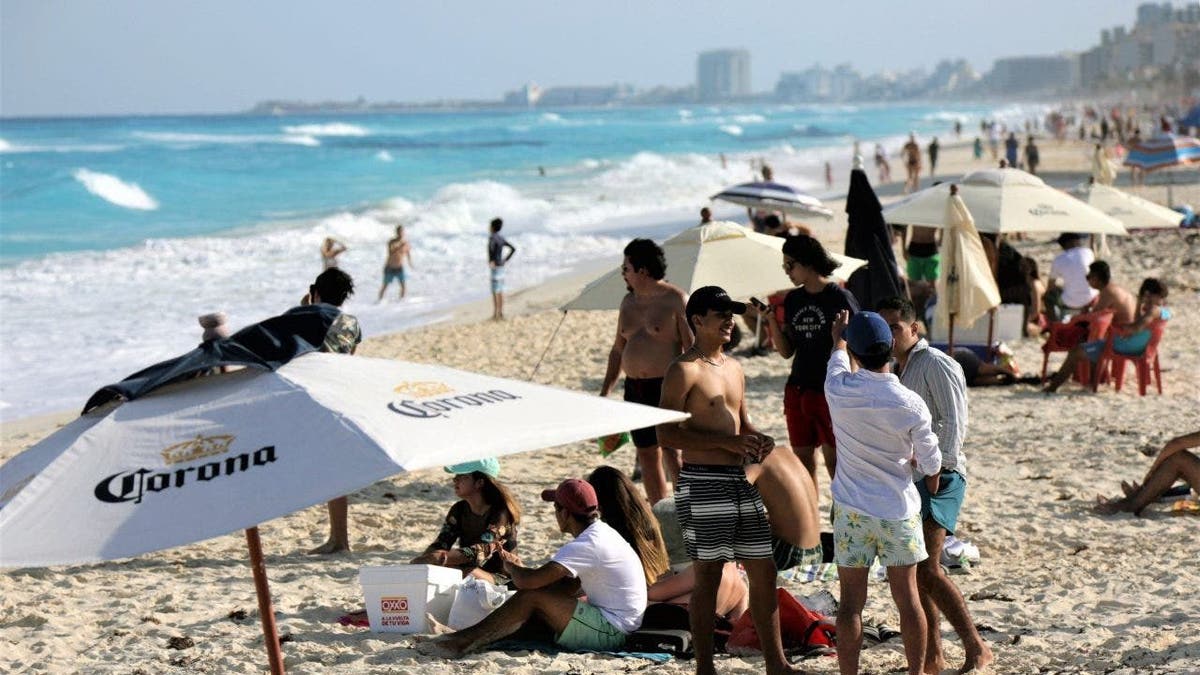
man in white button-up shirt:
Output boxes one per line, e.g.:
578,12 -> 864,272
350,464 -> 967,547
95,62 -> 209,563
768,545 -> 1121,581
879,296 -> 994,674
824,310 -> 941,675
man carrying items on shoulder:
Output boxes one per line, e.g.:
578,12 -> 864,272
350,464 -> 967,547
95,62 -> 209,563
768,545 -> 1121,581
877,297 -> 994,674
825,310 -> 942,675
421,478 -> 646,657
304,268 -> 363,554
657,286 -> 799,675
600,238 -> 692,505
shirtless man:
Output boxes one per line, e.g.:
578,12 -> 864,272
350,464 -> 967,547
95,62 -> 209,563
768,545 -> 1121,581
902,133 -> 922,194
904,226 -> 941,284
1045,273 -> 1166,392
600,239 -> 692,505
656,286 -> 798,675
378,225 -> 413,301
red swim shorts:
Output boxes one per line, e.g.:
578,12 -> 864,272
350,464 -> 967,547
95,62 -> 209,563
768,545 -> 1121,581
783,386 -> 835,449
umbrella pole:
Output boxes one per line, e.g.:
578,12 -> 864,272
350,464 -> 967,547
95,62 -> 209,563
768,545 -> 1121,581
986,308 -> 996,360
245,527 -> 286,675
947,314 -> 956,354
528,311 -> 568,381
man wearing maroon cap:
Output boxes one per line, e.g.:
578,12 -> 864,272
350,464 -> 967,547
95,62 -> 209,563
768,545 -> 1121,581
420,478 -> 647,657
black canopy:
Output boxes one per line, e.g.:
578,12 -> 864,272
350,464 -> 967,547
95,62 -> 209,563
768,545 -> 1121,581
83,304 -> 341,413
844,168 -> 905,311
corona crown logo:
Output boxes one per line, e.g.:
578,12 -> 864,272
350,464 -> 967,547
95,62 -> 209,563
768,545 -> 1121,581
392,381 -> 454,398
161,434 -> 235,465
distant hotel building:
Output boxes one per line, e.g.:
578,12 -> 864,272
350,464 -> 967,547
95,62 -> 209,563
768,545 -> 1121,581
696,49 -> 751,101
987,55 -> 1077,93
1079,1 -> 1200,88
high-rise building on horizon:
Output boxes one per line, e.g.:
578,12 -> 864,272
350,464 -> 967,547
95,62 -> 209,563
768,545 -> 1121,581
696,49 -> 751,102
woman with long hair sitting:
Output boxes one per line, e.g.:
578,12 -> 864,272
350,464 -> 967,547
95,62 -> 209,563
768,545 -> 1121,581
586,466 -> 669,586
411,458 -> 521,583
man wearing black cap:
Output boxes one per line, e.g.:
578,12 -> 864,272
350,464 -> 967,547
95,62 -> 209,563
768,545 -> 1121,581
421,478 -> 646,657
657,286 -> 799,675
824,309 -> 942,675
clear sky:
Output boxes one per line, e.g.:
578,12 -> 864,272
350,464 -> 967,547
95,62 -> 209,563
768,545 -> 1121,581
1,0 -> 1143,117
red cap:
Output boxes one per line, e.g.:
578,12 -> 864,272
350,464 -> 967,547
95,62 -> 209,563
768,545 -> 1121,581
540,478 -> 599,516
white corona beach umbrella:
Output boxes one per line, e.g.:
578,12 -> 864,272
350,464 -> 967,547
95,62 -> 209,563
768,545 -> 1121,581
1071,183 -> 1183,230
883,168 -> 1128,236
561,221 -> 864,311
0,353 -> 687,673
936,186 -> 1000,352
711,181 -> 834,220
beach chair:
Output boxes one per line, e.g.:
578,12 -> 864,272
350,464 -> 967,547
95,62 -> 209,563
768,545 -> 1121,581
1094,318 -> 1167,396
1041,309 -> 1114,384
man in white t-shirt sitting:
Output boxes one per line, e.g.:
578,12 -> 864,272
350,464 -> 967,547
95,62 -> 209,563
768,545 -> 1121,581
1048,233 -> 1097,320
422,478 -> 646,657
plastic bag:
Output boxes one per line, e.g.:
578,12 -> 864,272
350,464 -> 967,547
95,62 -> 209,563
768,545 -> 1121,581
447,577 -> 513,630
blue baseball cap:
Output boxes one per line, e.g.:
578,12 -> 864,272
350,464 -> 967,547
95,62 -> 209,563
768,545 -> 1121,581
845,311 -> 893,356
444,458 -> 501,478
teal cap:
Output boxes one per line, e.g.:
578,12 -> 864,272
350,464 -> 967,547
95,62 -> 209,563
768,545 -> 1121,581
444,458 -> 501,478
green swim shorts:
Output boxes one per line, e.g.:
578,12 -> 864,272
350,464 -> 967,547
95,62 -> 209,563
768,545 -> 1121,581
556,600 -> 626,652
832,502 -> 927,568
907,254 -> 940,283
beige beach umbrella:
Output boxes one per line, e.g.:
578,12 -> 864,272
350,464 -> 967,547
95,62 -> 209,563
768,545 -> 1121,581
561,221 -> 864,311
1072,183 -> 1183,230
1092,145 -> 1117,186
936,186 -> 1000,352
883,167 -> 1128,236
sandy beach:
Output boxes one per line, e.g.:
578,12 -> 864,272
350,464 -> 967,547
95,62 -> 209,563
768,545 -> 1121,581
2,138 -> 1199,674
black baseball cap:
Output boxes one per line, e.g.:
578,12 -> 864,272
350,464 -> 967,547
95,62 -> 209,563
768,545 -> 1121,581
686,286 -> 747,322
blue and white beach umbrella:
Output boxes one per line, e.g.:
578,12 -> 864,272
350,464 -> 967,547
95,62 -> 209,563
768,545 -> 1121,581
712,181 -> 833,219
1123,133 -> 1200,172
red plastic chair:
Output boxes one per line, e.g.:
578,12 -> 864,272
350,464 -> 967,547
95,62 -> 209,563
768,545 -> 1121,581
1094,318 -> 1167,395
1041,310 -> 1114,383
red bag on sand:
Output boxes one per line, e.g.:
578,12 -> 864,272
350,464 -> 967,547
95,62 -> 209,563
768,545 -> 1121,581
725,588 -> 836,653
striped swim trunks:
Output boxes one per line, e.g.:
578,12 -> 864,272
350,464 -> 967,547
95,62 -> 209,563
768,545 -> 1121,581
676,463 -> 773,562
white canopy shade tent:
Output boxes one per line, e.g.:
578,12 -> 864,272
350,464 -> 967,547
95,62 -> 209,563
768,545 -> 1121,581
0,352 -> 688,673
561,221 -> 864,311
1071,182 -> 1183,230
883,168 -> 1128,236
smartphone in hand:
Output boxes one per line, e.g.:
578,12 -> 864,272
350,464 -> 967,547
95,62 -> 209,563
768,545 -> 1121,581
749,297 -> 767,311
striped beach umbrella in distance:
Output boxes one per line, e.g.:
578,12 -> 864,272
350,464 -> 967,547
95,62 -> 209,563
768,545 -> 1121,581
1123,133 -> 1200,172
711,181 -> 834,220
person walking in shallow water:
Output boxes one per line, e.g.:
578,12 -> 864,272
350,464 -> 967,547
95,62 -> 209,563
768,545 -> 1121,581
378,225 -> 412,301
488,218 -> 516,320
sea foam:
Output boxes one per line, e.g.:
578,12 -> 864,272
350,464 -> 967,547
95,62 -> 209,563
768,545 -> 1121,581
72,169 -> 159,210
282,122 -> 369,137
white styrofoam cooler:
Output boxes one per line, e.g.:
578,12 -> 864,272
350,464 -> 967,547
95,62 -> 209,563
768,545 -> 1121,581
359,564 -> 461,633
928,303 -> 1024,345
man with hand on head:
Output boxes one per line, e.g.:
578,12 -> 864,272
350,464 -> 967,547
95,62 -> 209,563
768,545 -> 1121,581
657,286 -> 799,675
876,296 -> 993,674
824,310 -> 941,675
421,478 -> 646,657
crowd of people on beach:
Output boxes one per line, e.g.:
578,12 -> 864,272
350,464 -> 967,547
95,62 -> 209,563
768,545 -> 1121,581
225,106 -> 1195,674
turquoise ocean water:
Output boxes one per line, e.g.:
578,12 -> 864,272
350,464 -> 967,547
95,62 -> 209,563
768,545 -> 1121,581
0,102 -> 1045,420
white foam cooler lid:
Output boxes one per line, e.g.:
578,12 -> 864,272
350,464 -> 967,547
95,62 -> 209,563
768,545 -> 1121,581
359,564 -> 463,587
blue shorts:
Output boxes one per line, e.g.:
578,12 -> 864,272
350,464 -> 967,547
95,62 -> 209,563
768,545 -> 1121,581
382,266 -> 405,285
490,267 -> 505,293
915,470 -> 967,535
